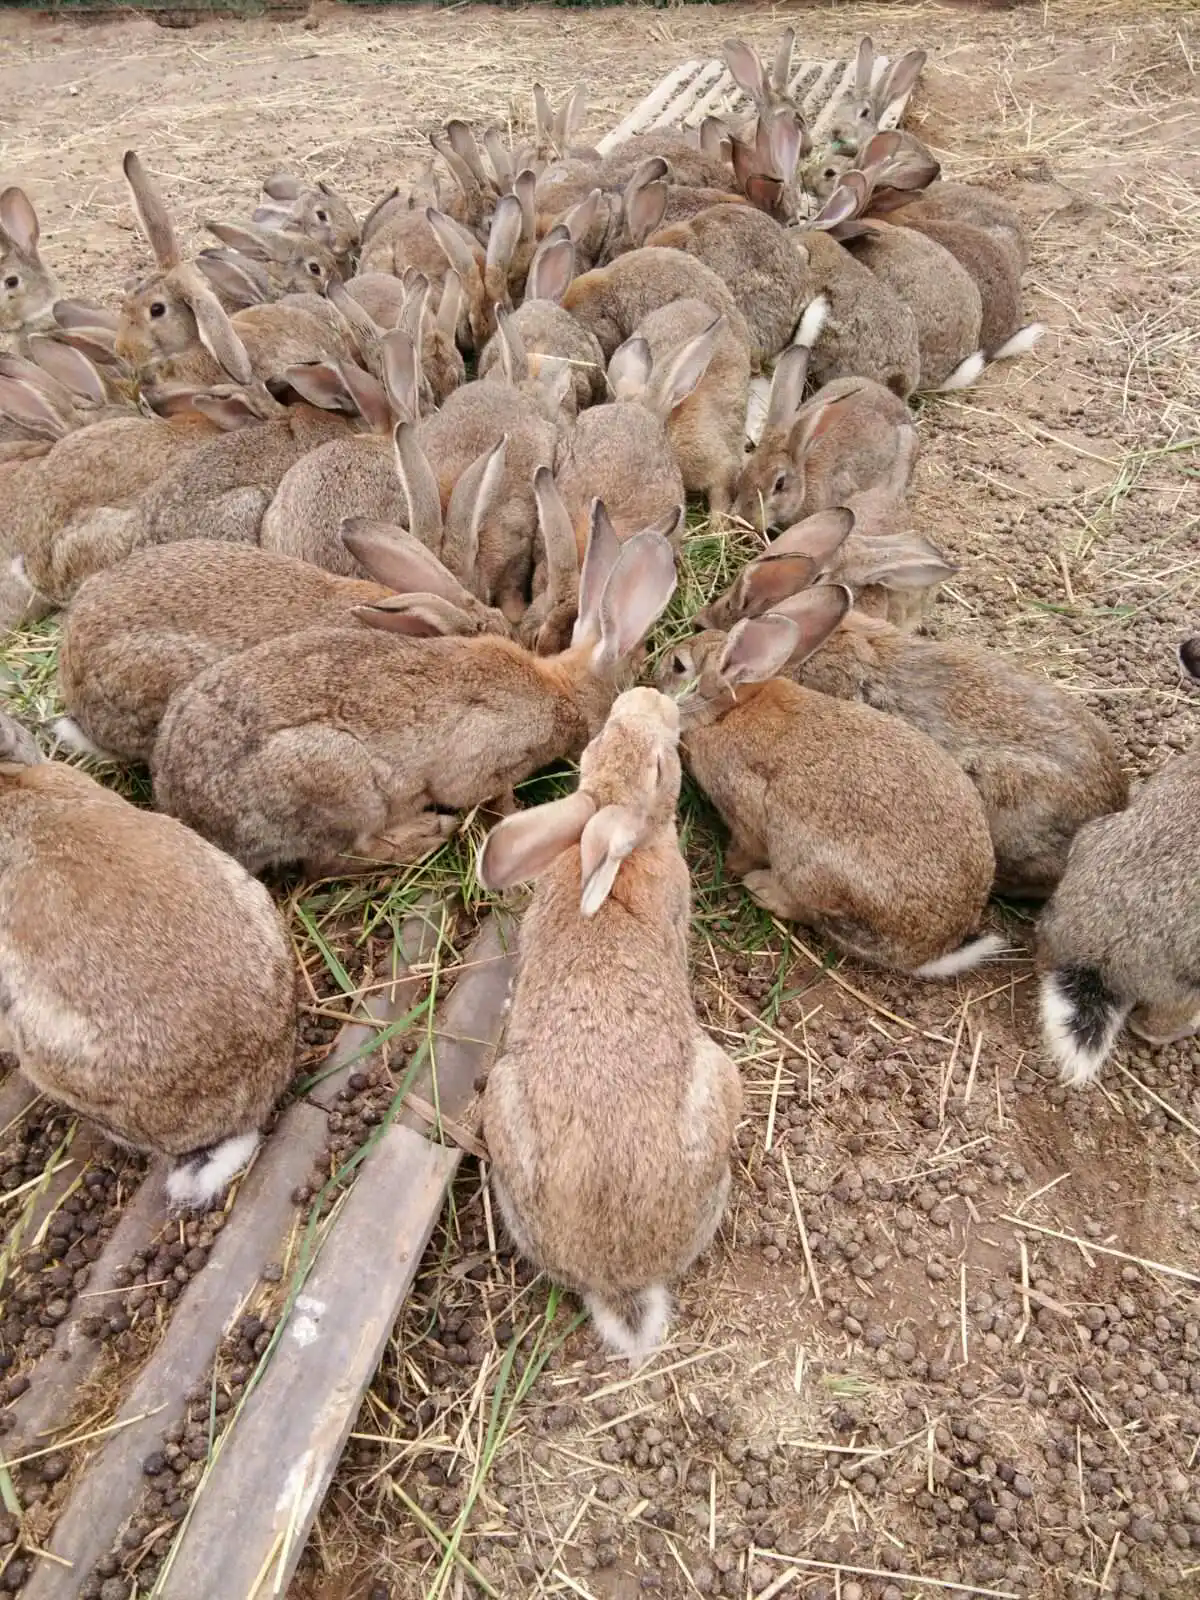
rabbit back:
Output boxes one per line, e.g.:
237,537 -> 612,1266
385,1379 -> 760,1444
259,435 -> 403,576
844,221 -> 981,388
554,404 -> 683,558
478,302 -> 606,413
800,232 -> 920,397
894,212 -> 1022,354
903,183 -> 1030,272
562,247 -> 751,362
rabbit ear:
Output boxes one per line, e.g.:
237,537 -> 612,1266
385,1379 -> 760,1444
477,789 -> 598,892
766,582 -> 853,662
0,711 -> 41,772
771,28 -> 795,95
718,613 -> 800,686
189,391 -> 269,431
513,169 -> 538,242
533,466 -> 580,613
592,527 -> 678,669
361,185 -> 401,240
0,376 -> 71,439
336,359 -> 391,434
699,117 -> 731,160
791,386 -> 861,458
579,803 -> 647,916
284,360 -> 356,412
764,343 -> 809,432
54,298 -> 119,334
436,269 -> 464,339
26,337 -> 106,406
560,189 -> 602,246
354,594 -> 478,638
122,151 -> 181,270
341,519 -> 478,607
391,420 -> 445,549
649,316 -> 722,419
608,335 -> 652,401
860,130 -> 904,173
52,328 -> 120,366
0,188 -> 39,255
527,232 -> 575,304
262,173 -> 302,203
205,220 -> 277,261
380,328 -> 421,423
767,110 -> 805,183
810,182 -> 863,231
444,435 -> 508,585
724,39 -> 767,106
853,535 -> 955,591
175,270 -> 254,386
562,85 -> 588,142
733,553 -> 819,618
573,499 -> 621,646
492,307 -> 529,385
195,250 -> 269,308
623,160 -> 668,246
877,49 -> 925,117
484,193 -> 523,305
445,121 -> 491,189
426,209 -> 482,291
854,36 -> 876,100
533,84 -> 555,141
771,506 -> 856,566
483,127 -> 515,192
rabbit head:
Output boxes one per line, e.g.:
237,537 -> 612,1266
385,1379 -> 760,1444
0,187 -> 59,337
825,41 -> 926,158
425,205 -> 497,349
253,173 -> 359,266
697,508 -> 854,631
200,219 -> 341,300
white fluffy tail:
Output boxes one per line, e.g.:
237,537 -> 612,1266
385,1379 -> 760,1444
991,322 -> 1045,361
929,323 -> 1045,394
793,294 -> 830,350
585,1284 -> 671,1365
51,716 -> 118,762
932,350 -> 987,392
1039,966 -> 1128,1086
166,1131 -> 261,1211
914,932 -> 1008,980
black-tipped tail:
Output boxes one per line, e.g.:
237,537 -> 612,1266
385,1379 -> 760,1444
1040,963 -> 1128,1085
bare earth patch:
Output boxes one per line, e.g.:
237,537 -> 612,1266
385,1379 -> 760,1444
0,3 -> 1198,1598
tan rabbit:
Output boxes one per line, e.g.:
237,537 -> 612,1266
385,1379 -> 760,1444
722,31 -> 808,134
0,712 -> 295,1211
594,134 -> 733,194
561,246 -> 752,366
477,230 -> 605,415
336,269 -> 465,408
734,338 -> 918,531
0,187 -> 59,348
478,687 -> 742,1363
151,506 -> 678,877
251,172 -> 360,270
529,82 -> 602,164
554,325 -> 719,553
825,38 -> 926,158
1037,643 -> 1199,1083
659,589 -> 1000,977
358,204 -> 487,345
196,220 -> 340,306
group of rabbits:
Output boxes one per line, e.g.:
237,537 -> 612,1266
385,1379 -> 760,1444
0,30 -> 1196,1359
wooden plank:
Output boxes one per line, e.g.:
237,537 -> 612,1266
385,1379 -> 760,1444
21,1099 -> 331,1600
156,1125 -> 456,1600
596,59 -> 703,153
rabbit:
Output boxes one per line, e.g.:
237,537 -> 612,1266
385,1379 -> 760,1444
734,327 -> 918,531
477,230 -> 605,415
722,30 -> 808,134
825,37 -> 927,157
0,711 -> 295,1211
561,246 -> 752,367
359,206 -> 486,345
477,686 -> 742,1363
338,269 -> 465,408
697,549 -> 1128,894
553,323 -> 721,552
251,172 -> 360,270
0,187 -> 59,348
894,182 -> 1031,273
114,152 -> 357,395
594,134 -> 734,194
195,219 -> 341,305
1037,646 -> 1200,1083
0,339 -> 135,436
658,588 -> 1000,977
529,82 -> 602,164
438,183 -> 540,340
151,505 -> 678,878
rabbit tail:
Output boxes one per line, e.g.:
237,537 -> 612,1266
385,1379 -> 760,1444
914,932 -> 1007,980
585,1284 -> 671,1365
166,1130 -> 261,1211
932,324 -> 1045,393
51,717 -> 118,762
1039,964 -> 1129,1086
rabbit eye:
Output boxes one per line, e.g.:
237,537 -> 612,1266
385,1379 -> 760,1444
858,106 -> 871,120
671,652 -> 688,675
772,472 -> 788,493
316,209 -> 329,223
823,168 -> 838,181
3,275 -> 18,290
150,301 -> 167,319
307,261 -> 322,276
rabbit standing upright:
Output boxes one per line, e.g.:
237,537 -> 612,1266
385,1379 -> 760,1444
0,712 -> 295,1209
0,187 -> 59,348
478,688 -> 742,1363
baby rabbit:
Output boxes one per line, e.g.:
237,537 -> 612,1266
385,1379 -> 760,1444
152,504 -> 678,877
478,687 -> 742,1363
0,712 -> 295,1210
1037,642 -> 1199,1084
659,587 -> 999,977
0,187 -> 59,347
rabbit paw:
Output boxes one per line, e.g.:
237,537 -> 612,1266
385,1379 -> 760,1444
725,840 -> 764,878
742,869 -> 799,921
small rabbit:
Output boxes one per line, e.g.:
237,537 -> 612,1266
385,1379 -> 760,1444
1037,644 -> 1199,1082
0,712 -> 295,1211
561,246 -> 752,366
196,219 -> 340,305
477,229 -> 606,415
151,505 -> 678,877
530,82 -> 602,164
733,326 -> 918,531
825,37 -> 926,157
478,687 -> 742,1363
658,588 -> 1000,977
337,270 -> 465,408
251,172 -> 360,270
0,187 -> 59,347
554,323 -> 720,552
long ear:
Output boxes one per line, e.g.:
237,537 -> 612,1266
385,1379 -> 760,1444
122,151 -> 181,269
810,183 -> 863,232
477,789 -> 598,892
723,39 -> 767,107
623,160 -> 669,246
0,350 -> 78,413
436,269 -> 464,340
195,250 -> 269,307
766,582 -> 853,663
767,109 -> 805,184
176,270 -> 254,385
593,529 -> 678,668
791,386 -> 861,458
341,518 -> 479,606
649,317 -> 721,419
731,553 -> 819,618
860,130 -> 904,172
426,209 -> 482,290
764,342 -> 809,432
854,36 -> 876,100
444,435 -> 507,587
771,27 -> 795,95
391,420 -> 445,549
699,116 -> 731,160
53,298 -> 119,334
262,173 -> 302,203
560,189 -> 601,246
189,391 -> 269,431
204,220 -> 276,261
513,169 -> 537,246
718,613 -> 800,687
484,193 -> 523,305
573,499 -> 622,647
353,594 -> 479,638
381,329 -> 420,424
335,359 -> 391,434
0,376 -> 70,439
360,184 -> 401,241
853,535 -> 956,591
533,466 -> 580,612
877,49 -> 925,117
284,361 -> 356,412
0,188 -> 39,255
527,232 -> 575,304
608,335 -> 652,402
51,327 -> 119,366
562,85 -> 588,143
445,121 -> 491,190
483,126 -> 514,192
493,307 -> 528,385
579,804 -> 647,916
770,506 -> 856,567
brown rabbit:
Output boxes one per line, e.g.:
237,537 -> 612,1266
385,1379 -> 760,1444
561,246 -> 752,365
594,134 -> 733,194
659,589 -> 1000,976
824,37 -> 927,158
478,687 -> 742,1363
722,31 -> 808,133
0,712 -> 295,1211
734,342 -> 918,531
554,323 -> 720,552
151,506 -> 678,877
196,220 -> 340,306
251,172 -> 360,270
0,187 -> 59,347
335,270 -> 465,409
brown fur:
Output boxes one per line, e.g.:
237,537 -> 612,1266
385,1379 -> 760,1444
561,247 -> 752,365
0,187 -> 58,343
841,220 -> 981,387
796,230 -> 920,397
892,210 -> 1023,353
895,183 -> 1030,272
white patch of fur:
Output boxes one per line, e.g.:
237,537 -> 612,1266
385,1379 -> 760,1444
166,1130 -> 260,1210
586,1284 -> 672,1366
1039,972 -> 1126,1087
934,351 -> 987,392
8,554 -> 30,588
794,294 -> 830,349
51,716 -> 118,762
914,932 -> 1008,980
991,323 -> 1045,361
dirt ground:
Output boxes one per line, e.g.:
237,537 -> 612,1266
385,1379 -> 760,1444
1,1 -> 1198,1598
